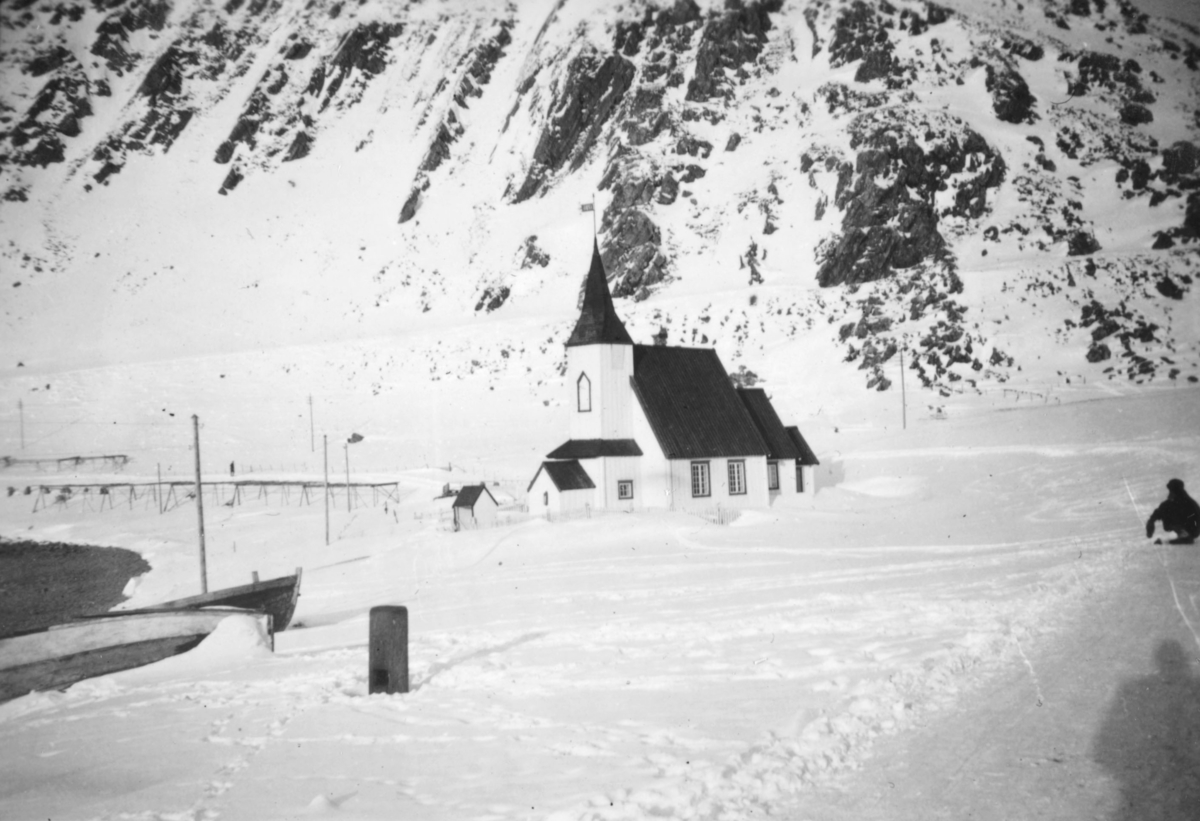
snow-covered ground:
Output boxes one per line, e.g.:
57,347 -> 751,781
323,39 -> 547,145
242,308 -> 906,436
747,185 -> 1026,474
2,336 -> 1197,819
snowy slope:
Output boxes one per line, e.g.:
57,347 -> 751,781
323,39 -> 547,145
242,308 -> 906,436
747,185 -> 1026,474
1,0 -> 1198,396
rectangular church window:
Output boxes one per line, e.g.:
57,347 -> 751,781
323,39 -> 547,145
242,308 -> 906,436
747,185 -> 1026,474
728,460 -> 746,495
690,462 -> 710,497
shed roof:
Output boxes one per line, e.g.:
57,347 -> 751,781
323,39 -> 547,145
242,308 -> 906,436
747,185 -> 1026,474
785,426 -> 820,466
737,389 -> 803,461
453,484 -> 498,509
546,439 -> 643,459
528,460 -> 596,493
631,345 -> 769,459
565,241 -> 633,348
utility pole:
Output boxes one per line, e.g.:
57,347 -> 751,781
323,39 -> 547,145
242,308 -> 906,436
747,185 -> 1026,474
18,400 -> 25,450
900,345 -> 908,431
308,395 -> 314,453
192,415 -> 208,593
344,442 -> 351,513
323,434 -> 330,546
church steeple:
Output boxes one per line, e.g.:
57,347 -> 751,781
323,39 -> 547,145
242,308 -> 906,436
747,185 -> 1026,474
566,240 -> 633,347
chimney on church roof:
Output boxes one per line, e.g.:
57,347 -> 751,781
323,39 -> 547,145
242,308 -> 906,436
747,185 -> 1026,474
566,240 -> 634,348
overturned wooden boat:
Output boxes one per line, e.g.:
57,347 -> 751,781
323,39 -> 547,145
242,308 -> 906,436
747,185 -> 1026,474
0,608 -> 265,702
143,568 -> 302,632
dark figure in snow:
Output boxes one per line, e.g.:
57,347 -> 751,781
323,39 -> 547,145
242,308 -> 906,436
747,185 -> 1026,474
1145,478 -> 1200,545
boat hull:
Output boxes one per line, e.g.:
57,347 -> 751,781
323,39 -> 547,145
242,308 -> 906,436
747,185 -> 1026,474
144,569 -> 302,631
0,609 -> 261,702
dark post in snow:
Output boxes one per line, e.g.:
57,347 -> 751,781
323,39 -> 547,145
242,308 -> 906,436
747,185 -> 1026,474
192,414 -> 208,594
368,605 -> 409,695
344,442 -> 351,513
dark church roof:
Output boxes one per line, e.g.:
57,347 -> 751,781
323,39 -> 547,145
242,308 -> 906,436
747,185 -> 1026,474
785,426 -> 820,466
453,484 -> 497,509
737,389 -> 803,461
565,241 -> 634,348
528,460 -> 596,492
631,345 -> 769,459
547,439 -> 643,459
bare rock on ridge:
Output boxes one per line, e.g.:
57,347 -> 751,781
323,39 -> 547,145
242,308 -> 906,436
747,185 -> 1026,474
512,51 -> 636,203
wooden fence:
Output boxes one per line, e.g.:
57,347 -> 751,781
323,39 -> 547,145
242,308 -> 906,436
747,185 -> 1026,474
7,480 -> 402,514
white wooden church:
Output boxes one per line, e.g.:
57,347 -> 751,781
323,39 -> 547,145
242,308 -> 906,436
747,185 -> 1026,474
528,242 -> 818,517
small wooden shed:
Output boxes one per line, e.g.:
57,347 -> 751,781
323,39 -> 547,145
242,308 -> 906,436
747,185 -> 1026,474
527,460 -> 595,519
453,484 -> 499,530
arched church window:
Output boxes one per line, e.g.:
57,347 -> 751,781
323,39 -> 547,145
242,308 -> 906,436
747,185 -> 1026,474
577,372 -> 591,412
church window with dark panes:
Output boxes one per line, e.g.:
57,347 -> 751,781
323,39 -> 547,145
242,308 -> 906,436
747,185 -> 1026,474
577,372 -> 591,412
543,491 -> 549,505
728,459 -> 746,495
768,461 -> 779,490
690,461 -> 710,497
796,463 -> 804,492
617,480 -> 633,500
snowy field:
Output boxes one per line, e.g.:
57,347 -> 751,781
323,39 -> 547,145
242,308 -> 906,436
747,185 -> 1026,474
2,341 -> 1197,819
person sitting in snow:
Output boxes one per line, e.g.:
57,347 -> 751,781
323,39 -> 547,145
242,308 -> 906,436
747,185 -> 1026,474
1145,478 -> 1200,545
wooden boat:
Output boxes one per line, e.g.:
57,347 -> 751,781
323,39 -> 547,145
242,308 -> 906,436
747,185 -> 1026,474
0,608 -> 265,702
143,568 -> 302,632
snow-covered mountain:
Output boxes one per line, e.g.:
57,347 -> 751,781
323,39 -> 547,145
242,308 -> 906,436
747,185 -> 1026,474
2,0 -> 1198,401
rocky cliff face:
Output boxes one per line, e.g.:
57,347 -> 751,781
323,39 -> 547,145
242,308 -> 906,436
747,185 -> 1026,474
2,0 -> 1198,396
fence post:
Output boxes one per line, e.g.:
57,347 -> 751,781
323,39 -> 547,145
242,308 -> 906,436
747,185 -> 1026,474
368,605 -> 409,695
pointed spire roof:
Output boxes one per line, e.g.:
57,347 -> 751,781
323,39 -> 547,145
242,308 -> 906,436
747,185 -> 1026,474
566,240 -> 634,348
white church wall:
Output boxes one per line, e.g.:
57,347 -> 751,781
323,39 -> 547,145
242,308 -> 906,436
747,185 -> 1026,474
798,464 -> 816,496
579,457 -> 606,505
604,456 -> 641,511
557,488 -> 595,516
568,345 -> 634,441
630,399 -> 672,509
668,455 -> 770,512
737,455 -> 770,508
767,459 -> 798,504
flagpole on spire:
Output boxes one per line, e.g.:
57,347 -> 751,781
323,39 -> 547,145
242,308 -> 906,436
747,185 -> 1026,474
581,195 -> 597,237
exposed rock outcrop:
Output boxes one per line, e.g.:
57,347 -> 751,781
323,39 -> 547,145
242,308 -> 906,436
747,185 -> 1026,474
399,17 -> 515,224
685,0 -> 782,102
7,56 -> 93,167
816,113 -> 1006,287
512,51 -> 636,203
602,210 -> 668,300
985,62 -> 1037,124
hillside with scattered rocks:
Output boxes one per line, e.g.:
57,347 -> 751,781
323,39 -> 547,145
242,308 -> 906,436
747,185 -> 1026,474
1,0 -> 1198,403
